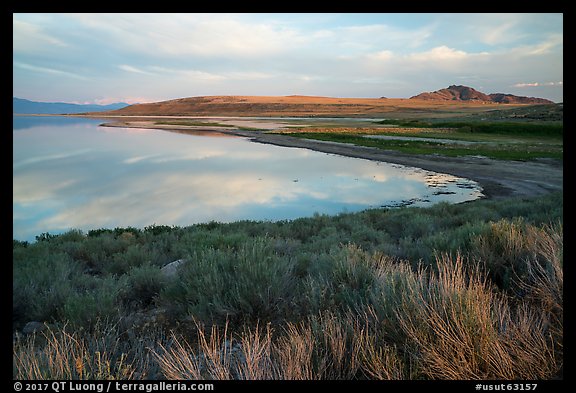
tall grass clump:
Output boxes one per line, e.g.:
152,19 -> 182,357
153,313 -> 364,380
397,252 -> 562,379
13,322 -> 141,380
472,218 -> 563,291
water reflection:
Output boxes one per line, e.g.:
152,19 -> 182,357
13,117 -> 483,241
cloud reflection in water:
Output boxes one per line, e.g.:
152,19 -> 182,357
13,118 -> 483,241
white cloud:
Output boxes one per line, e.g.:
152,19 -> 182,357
69,13 -> 305,58
337,23 -> 433,51
13,18 -> 67,52
93,96 -> 154,105
368,50 -> 394,61
480,21 -> 520,45
14,61 -> 87,80
408,46 -> 470,62
223,71 -> 275,80
148,66 -> 226,81
120,66 -> 277,82
118,64 -> 154,75
511,33 -> 563,56
513,81 -> 563,88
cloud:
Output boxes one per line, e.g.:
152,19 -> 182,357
513,81 -> 563,88
118,65 -> 276,83
118,64 -> 154,75
148,66 -> 226,81
13,13 -> 563,103
14,61 -> 87,80
92,96 -> 150,105
13,18 -> 68,53
480,21 -> 520,45
336,23 -> 433,51
511,33 -> 563,56
368,50 -> 394,61
361,46 -> 490,76
408,46 -> 472,62
68,13 -> 305,58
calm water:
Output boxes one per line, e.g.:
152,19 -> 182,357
13,116 -> 483,241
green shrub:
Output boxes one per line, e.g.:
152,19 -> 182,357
13,239 -> 29,248
73,234 -> 129,273
122,264 -> 167,308
13,246 -> 79,326
53,229 -> 86,243
61,277 -> 126,328
106,244 -> 161,275
160,237 -> 298,326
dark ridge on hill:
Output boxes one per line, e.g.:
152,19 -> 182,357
487,93 -> 553,104
410,85 -> 553,104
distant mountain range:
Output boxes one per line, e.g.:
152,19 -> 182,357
13,97 -> 130,114
410,85 -> 553,104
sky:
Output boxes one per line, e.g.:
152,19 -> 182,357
13,13 -> 563,104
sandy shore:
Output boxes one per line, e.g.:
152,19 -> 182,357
100,120 -> 563,200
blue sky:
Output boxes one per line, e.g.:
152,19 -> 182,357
13,13 -> 563,104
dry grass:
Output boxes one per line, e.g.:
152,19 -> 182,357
152,315 -> 360,380
358,329 -> 406,380
13,324 -> 138,380
397,252 -> 562,380
152,243 -> 561,380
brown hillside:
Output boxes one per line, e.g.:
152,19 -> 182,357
92,94 -> 531,118
488,93 -> 553,104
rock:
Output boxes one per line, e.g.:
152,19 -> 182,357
22,321 -> 45,335
161,259 -> 187,278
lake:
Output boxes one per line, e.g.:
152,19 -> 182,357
13,116 -> 483,242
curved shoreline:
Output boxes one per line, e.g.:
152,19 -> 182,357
100,120 -> 563,200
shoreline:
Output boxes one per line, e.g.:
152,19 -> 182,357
100,120 -> 563,200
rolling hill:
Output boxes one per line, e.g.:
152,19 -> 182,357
91,96 -> 543,119
88,86 -> 553,118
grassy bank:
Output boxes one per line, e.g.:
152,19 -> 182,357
375,119 -> 563,136
277,120 -> 563,161
13,192 -> 563,380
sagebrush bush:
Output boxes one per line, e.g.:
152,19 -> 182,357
122,264 -> 167,308
13,246 -> 78,326
61,276 -> 125,328
159,237 -> 298,326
